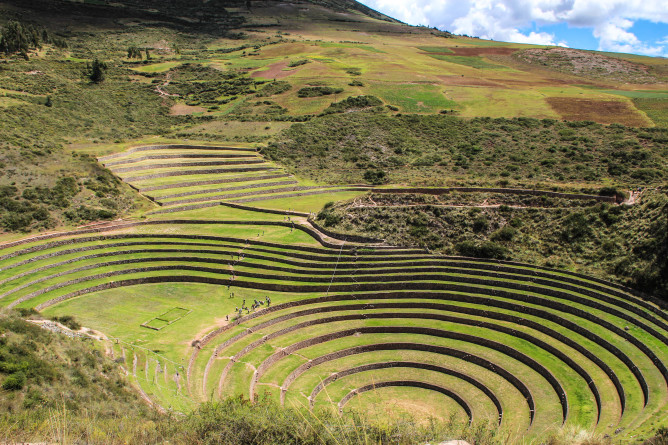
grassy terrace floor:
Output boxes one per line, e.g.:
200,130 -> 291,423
1,214 -> 666,442
98,145 -> 368,214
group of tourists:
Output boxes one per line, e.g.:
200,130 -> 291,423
231,296 -> 271,319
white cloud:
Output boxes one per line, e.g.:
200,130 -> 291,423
359,0 -> 667,56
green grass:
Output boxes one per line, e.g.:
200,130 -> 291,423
368,83 -> 458,113
417,46 -> 454,54
317,42 -> 385,53
131,61 -> 182,73
633,98 -> 668,127
240,190 -> 367,213
426,54 -> 512,70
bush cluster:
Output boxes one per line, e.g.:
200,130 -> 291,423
297,86 -> 343,97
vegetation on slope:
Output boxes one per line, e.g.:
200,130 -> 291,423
266,111 -> 668,187
515,47 -> 661,83
0,310 -> 162,443
316,188 -> 668,298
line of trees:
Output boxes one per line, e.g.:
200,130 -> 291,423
0,20 -> 67,58
127,45 -> 154,60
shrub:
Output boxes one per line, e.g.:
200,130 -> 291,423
256,81 -> 291,97
491,225 -> 517,241
2,212 -> 33,231
631,168 -> 662,182
413,153 -> 442,167
456,241 -> 508,259
297,86 -> 343,97
2,371 -> 26,391
322,95 -> 382,114
316,209 -> 342,227
561,212 -> 591,241
65,205 -> 116,222
288,59 -> 309,67
599,186 -> 627,201
472,216 -> 489,232
51,315 -> 81,331
363,169 -> 388,185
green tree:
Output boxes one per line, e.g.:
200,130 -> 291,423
127,45 -> 142,59
86,58 -> 107,83
0,20 -> 41,55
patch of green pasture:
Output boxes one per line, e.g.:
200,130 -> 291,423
426,54 -> 512,70
224,56 -> 285,70
42,283 -> 295,362
316,41 -> 385,53
266,328 -> 564,431
160,204 -> 291,221
215,296 -> 642,428
131,61 -> 182,73
75,137 -> 254,158
0,97 -> 28,107
112,161 -> 264,177
633,98 -> 668,127
290,348 -> 529,432
451,86 -> 560,119
451,38 -> 524,47
239,190 -> 367,213
127,222 -> 320,246
367,82 -> 457,113
417,46 -> 454,54
108,148 -> 259,162
116,162 -> 270,179
598,90 -> 668,99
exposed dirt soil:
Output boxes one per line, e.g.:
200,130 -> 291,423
251,61 -> 294,79
546,97 -> 649,126
170,103 -> 206,115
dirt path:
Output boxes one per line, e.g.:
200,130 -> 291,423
156,72 -> 179,98
624,189 -> 645,205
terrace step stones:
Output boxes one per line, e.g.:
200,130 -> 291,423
98,144 -> 367,213
0,220 -> 666,439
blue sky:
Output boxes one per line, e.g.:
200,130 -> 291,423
357,0 -> 668,57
